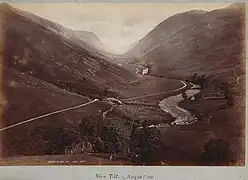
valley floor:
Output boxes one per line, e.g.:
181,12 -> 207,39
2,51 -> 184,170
159,80 -> 245,165
0,74 -> 245,166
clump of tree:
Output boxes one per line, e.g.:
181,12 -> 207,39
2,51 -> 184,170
99,126 -> 123,155
26,115 -> 131,156
19,116 -> 102,156
199,138 -> 233,166
182,92 -> 187,99
92,136 -> 104,152
219,81 -> 234,107
78,118 -> 98,143
189,73 -> 209,89
30,124 -> 81,155
130,122 -> 162,164
226,91 -> 234,107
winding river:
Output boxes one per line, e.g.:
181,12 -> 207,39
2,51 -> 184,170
157,84 -> 201,127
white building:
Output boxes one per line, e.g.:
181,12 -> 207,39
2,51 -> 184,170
142,68 -> 149,75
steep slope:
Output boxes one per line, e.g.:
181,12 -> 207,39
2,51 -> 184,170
0,3 -> 136,157
126,3 -> 245,79
0,4 -> 136,99
0,66 -> 102,157
125,3 -> 246,165
74,30 -> 108,53
126,10 -> 207,58
126,40 -> 140,54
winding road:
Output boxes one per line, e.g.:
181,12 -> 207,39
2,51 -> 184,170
0,99 -> 99,132
120,80 -> 187,101
0,80 -> 190,132
0,78 -> 197,163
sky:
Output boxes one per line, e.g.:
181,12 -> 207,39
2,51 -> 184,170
12,3 -> 230,54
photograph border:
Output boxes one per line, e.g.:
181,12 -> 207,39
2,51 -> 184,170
0,0 -> 247,179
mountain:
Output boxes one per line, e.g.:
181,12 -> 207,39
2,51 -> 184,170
126,3 -> 246,79
73,30 -> 111,53
0,3 -> 136,99
0,3 -> 137,157
126,9 -> 207,58
125,40 -> 140,54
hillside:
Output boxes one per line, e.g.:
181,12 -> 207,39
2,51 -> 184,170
0,3 -> 135,157
0,4 -> 183,159
1,3 -> 245,165
124,4 -> 246,165
126,3 -> 246,79
126,10 -> 206,58
0,3 -> 136,99
74,30 -> 111,53
0,66 -> 105,157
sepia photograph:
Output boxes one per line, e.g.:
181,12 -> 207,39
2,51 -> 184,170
0,2 -> 246,166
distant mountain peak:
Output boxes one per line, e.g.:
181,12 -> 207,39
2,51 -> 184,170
187,9 -> 207,15
226,2 -> 246,12
0,2 -> 10,8
75,30 -> 101,41
0,3 -> 13,12
227,2 -> 246,9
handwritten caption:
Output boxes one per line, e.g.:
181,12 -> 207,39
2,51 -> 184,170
95,173 -> 155,180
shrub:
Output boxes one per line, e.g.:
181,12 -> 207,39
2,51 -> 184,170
199,138 -> 232,165
130,126 -> 162,163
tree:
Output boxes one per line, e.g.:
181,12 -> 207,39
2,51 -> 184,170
93,137 -> 104,152
100,126 -> 122,154
130,126 -> 162,164
190,73 -> 208,89
198,74 -> 208,89
226,91 -> 234,107
182,92 -> 187,99
199,138 -> 232,165
103,87 -> 110,97
141,120 -> 148,127
192,73 -> 198,82
219,81 -> 234,107
220,81 -> 231,96
79,118 -> 98,142
43,127 -> 73,155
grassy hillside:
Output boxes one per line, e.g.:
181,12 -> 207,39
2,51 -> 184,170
74,30 -> 109,53
125,3 -> 246,165
0,4 -> 182,159
1,66 -> 105,156
126,3 -> 245,80
0,3 -> 136,99
0,3 -> 134,157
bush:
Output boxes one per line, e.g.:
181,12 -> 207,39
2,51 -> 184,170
189,73 -> 208,89
130,126 -> 162,163
199,138 -> 232,165
226,92 -> 234,107
100,126 -> 123,154
93,137 -> 104,152
79,118 -> 98,141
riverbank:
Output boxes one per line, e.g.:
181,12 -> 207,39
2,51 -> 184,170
0,76 -> 189,164
109,76 -> 191,127
159,85 -> 200,125
178,91 -> 245,165
158,79 -> 245,165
